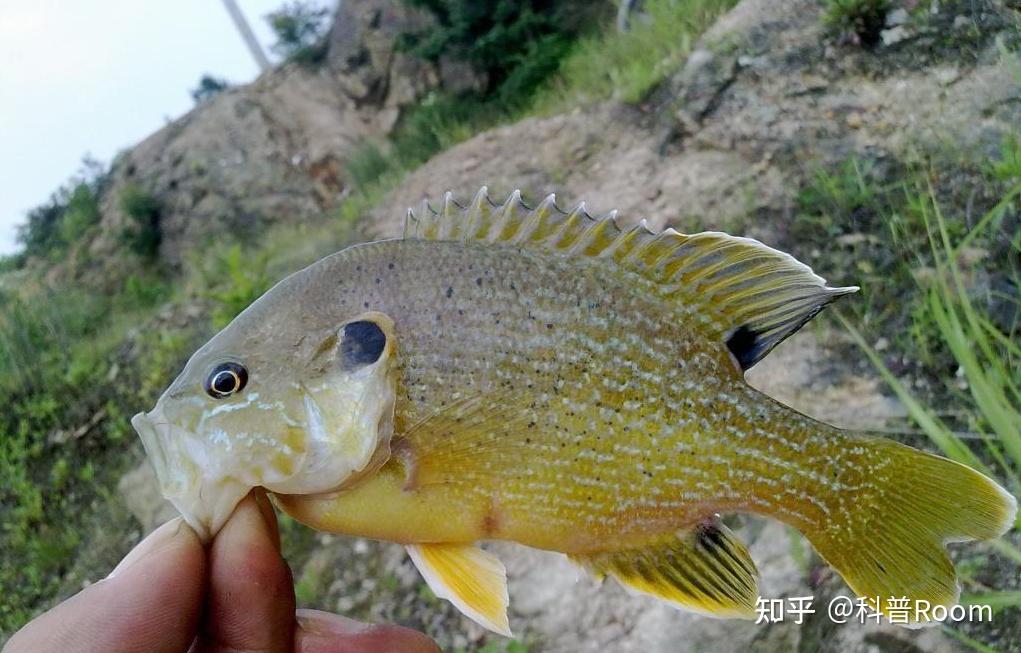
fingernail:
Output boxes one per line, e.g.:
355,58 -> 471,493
252,488 -> 281,552
109,517 -> 186,578
220,492 -> 281,553
296,609 -> 370,636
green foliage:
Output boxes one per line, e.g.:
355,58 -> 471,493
539,0 -> 739,107
0,280 -> 193,632
469,640 -> 531,653
821,0 -> 890,46
120,273 -> 171,310
201,244 -> 273,329
57,184 -> 102,245
0,252 -> 26,272
191,74 -> 230,103
266,1 -> 330,65
400,0 -> 596,105
989,134 -> 1021,183
347,142 -> 393,189
344,93 -> 495,193
118,184 -> 162,258
837,176 -> 1021,647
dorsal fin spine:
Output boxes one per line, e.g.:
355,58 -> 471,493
463,187 -> 491,243
550,203 -> 588,251
513,194 -> 557,245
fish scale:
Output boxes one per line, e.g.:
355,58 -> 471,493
305,239 -> 875,549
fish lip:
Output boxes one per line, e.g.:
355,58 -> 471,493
131,410 -> 249,542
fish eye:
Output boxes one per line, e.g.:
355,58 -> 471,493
205,362 -> 248,399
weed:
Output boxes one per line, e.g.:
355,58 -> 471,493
118,184 -> 162,258
347,142 -> 393,189
200,244 -> 273,329
399,0 -> 598,105
989,134 -> 1021,184
536,0 -> 739,109
841,182 -> 1021,631
821,0 -> 890,46
191,74 -> 229,104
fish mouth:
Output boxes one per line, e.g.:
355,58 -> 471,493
131,411 -> 249,542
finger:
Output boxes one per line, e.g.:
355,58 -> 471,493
294,610 -> 441,653
195,490 -> 295,653
4,518 -> 205,653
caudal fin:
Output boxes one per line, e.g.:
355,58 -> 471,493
803,437 -> 1016,619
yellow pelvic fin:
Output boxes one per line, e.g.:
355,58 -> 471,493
406,542 -> 512,636
570,517 -> 759,619
403,187 -> 857,370
803,438 -> 1017,622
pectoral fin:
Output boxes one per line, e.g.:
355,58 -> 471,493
570,517 -> 759,619
406,542 -> 512,636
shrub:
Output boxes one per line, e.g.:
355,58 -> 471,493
191,74 -> 230,103
0,253 -> 24,272
990,134 -> 1021,183
536,0 -> 739,109
822,0 -> 890,46
266,1 -> 331,65
201,244 -> 273,328
57,183 -> 101,244
399,0 -> 602,106
16,158 -> 107,259
118,184 -> 162,258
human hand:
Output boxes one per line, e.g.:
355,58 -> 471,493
4,491 -> 439,653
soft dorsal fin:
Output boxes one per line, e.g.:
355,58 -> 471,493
404,188 -> 857,370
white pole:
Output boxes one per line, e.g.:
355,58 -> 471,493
221,0 -> 272,72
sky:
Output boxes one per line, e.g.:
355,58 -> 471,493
0,0 -> 334,255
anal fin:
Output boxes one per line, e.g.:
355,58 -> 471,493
407,542 -> 512,636
570,517 -> 759,619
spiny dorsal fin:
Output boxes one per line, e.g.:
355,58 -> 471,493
403,188 -> 858,370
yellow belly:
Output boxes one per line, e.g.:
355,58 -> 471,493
275,460 -> 491,545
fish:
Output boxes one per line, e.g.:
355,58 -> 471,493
132,188 -> 1017,635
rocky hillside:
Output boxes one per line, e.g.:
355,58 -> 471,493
4,0 -> 1020,651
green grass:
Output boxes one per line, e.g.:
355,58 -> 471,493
199,244 -> 273,329
841,180 -> 1021,488
536,0 -> 739,109
837,179 -> 1021,648
0,277 -> 189,633
118,184 -> 162,258
821,0 -> 889,45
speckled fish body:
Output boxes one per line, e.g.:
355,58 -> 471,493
134,189 -> 1016,635
281,237 -> 837,550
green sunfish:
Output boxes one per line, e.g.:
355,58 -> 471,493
131,188 -> 1016,635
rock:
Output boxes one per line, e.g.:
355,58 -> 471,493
117,461 -> 178,532
72,0 -> 448,283
881,26 -> 910,46
886,8 -> 910,26
935,66 -> 961,86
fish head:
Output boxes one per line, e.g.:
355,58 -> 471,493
131,295 -> 398,542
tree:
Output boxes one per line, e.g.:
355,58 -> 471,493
265,1 -> 331,64
191,75 -> 230,103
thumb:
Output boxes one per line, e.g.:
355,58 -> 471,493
3,518 -> 206,653
295,610 -> 441,653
